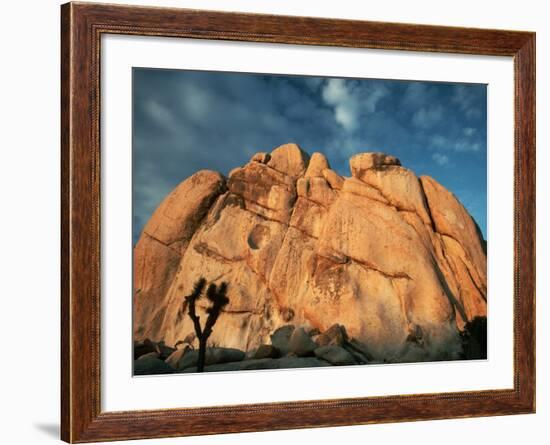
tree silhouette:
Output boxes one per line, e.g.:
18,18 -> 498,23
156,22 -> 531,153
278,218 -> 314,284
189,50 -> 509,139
181,278 -> 230,372
461,316 -> 487,360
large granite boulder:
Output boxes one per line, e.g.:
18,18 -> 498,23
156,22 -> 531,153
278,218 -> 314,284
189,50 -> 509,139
134,356 -> 174,375
172,347 -> 245,371
133,143 -> 487,363
314,345 -> 357,366
288,327 -> 318,357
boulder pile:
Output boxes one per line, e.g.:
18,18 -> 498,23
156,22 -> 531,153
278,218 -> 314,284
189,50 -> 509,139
134,323 -> 374,374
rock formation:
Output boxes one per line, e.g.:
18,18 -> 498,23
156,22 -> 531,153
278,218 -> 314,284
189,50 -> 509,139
134,143 -> 487,363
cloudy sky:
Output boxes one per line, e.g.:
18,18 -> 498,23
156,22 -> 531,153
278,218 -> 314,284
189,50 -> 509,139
133,68 -> 487,244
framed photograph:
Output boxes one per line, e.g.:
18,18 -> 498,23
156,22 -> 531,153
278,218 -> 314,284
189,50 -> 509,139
61,2 -> 535,442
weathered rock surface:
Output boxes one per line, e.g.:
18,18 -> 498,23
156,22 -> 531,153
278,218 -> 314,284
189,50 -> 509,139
164,348 -> 187,369
172,347 -> 245,371
288,327 -> 318,357
420,176 -> 487,326
344,339 -> 375,363
305,152 -> 330,178
133,171 -> 226,341
137,351 -> 160,361
349,152 -> 401,179
134,339 -> 158,360
253,344 -> 280,359
316,324 -> 347,347
314,345 -> 357,366
134,356 -> 174,375
270,325 -> 295,356
267,143 -> 310,178
134,143 -> 487,363
155,342 -> 176,360
177,356 -> 332,373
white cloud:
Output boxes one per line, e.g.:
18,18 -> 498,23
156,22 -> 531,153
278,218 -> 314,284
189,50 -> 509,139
412,106 -> 443,129
304,77 -> 323,92
430,134 -> 481,152
322,79 -> 359,131
463,127 -> 476,136
133,70 -> 487,242
321,79 -> 388,132
451,85 -> 473,110
401,82 -> 431,108
432,153 -> 450,166
322,78 -> 349,104
364,84 -> 389,112
452,85 -> 483,120
143,100 -> 177,131
431,135 -> 447,148
455,141 -> 481,152
465,108 -> 482,120
179,83 -> 212,122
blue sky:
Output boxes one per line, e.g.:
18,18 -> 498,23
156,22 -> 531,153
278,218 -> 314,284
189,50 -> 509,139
133,68 -> 487,244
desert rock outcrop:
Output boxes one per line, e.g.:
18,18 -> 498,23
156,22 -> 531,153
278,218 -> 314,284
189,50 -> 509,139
134,143 -> 487,362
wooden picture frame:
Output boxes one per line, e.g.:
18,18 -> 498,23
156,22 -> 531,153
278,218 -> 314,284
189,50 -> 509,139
61,2 -> 535,442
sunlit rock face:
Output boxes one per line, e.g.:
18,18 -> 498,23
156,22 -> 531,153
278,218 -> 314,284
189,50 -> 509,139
133,143 -> 487,363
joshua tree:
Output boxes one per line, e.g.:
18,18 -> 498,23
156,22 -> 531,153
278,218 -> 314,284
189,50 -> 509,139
180,277 -> 230,372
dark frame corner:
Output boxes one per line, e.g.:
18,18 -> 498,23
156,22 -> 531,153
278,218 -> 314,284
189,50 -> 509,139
61,2 -> 535,442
